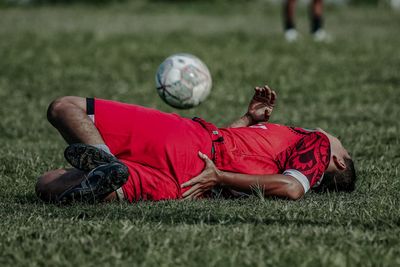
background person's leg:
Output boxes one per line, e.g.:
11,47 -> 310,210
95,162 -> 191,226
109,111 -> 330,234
283,0 -> 298,42
283,0 -> 296,31
310,0 -> 330,41
311,0 -> 323,33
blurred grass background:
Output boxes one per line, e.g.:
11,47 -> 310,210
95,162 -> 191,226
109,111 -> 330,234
0,0 -> 400,266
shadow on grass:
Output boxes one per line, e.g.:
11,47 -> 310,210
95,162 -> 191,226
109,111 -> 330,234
5,193 -> 42,204
5,193 -> 400,230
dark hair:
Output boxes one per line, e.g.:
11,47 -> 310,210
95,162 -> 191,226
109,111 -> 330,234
316,158 -> 356,192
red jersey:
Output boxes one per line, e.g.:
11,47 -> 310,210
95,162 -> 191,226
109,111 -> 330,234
216,123 -> 331,193
91,98 -> 330,201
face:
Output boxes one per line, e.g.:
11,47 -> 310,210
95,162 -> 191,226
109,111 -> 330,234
316,128 -> 350,172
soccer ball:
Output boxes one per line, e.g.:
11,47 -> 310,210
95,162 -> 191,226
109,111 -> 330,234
155,53 -> 212,109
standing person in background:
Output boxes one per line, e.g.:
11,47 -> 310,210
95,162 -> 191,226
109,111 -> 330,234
283,0 -> 329,42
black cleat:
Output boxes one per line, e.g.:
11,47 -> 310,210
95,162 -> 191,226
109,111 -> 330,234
57,162 -> 129,203
64,143 -> 118,172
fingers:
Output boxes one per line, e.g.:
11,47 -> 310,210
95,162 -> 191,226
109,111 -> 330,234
198,151 -> 214,167
254,85 -> 277,104
183,187 -> 204,200
254,86 -> 262,97
181,176 -> 200,188
192,191 -> 204,200
270,90 -> 277,105
265,86 -> 271,99
181,151 -> 212,189
254,85 -> 274,99
182,184 -> 200,197
263,85 -> 272,100
263,85 -> 277,101
254,86 -> 264,99
198,151 -> 208,160
182,183 -> 206,199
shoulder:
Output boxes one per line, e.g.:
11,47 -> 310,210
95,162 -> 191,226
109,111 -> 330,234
288,131 -> 331,171
277,130 -> 331,192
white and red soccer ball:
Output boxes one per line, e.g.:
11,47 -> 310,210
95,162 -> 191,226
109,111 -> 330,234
155,53 -> 212,109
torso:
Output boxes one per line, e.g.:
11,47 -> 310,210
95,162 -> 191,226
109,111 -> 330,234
217,123 -> 330,187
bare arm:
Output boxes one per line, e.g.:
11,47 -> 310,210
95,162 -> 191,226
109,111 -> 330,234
229,114 -> 254,128
228,85 -> 277,128
217,172 -> 304,200
181,152 -> 305,200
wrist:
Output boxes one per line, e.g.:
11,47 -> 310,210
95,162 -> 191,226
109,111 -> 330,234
243,113 -> 255,125
216,169 -> 226,186
214,169 -> 223,185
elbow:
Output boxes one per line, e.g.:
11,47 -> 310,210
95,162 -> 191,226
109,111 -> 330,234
287,190 -> 304,200
286,182 -> 305,200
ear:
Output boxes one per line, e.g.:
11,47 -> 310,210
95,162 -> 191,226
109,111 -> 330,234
333,155 -> 346,171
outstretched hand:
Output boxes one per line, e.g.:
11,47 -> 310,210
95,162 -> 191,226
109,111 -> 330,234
181,151 -> 222,200
246,85 -> 277,124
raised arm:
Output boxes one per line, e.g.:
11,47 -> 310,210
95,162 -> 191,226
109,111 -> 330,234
181,152 -> 304,200
229,85 -> 277,128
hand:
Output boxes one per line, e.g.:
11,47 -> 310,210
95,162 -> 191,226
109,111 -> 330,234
246,85 -> 277,124
181,151 -> 222,200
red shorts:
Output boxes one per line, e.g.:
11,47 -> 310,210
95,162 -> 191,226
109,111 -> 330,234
91,98 -> 213,202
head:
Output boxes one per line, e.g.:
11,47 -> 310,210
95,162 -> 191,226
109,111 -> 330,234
316,128 -> 356,192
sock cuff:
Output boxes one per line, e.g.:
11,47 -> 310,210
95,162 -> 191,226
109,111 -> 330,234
311,15 -> 323,33
93,144 -> 113,155
285,20 -> 295,30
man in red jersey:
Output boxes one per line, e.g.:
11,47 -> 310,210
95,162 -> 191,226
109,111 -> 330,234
36,85 -> 356,203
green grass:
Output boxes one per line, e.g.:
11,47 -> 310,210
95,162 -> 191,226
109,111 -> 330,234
1,1 -> 400,266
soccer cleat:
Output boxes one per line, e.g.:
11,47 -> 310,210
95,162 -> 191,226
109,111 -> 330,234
57,162 -> 129,203
313,29 -> 332,43
64,143 -> 118,172
284,28 -> 299,42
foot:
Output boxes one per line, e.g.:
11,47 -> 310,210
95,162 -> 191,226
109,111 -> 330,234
313,29 -> 332,42
57,161 -> 129,203
284,28 -> 299,42
64,143 -> 118,172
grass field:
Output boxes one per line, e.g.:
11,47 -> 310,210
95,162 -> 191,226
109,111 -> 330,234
0,1 -> 400,266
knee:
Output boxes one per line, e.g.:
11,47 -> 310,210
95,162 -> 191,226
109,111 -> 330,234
35,175 -> 53,202
36,170 -> 64,202
47,96 -> 83,125
47,96 -> 70,125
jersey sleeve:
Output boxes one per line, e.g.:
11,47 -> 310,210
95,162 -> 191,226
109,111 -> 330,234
278,132 -> 331,193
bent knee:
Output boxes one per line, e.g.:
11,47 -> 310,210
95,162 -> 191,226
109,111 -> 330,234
36,174 -> 55,202
36,176 -> 51,202
47,96 -> 86,124
287,183 -> 305,200
36,169 -> 67,202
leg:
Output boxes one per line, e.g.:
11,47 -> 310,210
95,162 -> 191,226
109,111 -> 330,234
44,97 -> 125,203
283,0 -> 296,31
36,168 -> 117,202
310,0 -> 323,33
36,168 -> 85,202
283,0 -> 298,42
47,96 -> 105,145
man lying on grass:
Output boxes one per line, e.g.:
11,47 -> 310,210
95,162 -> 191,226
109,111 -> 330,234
36,85 -> 356,203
